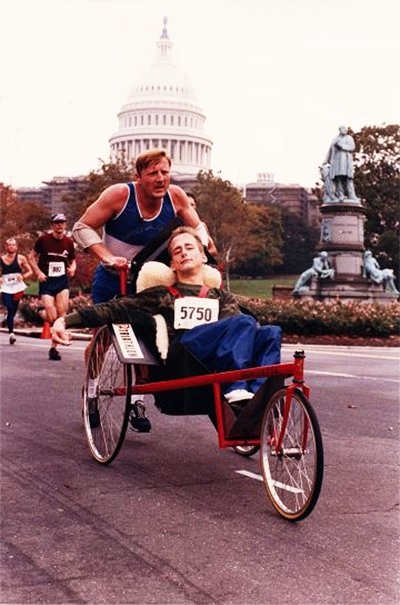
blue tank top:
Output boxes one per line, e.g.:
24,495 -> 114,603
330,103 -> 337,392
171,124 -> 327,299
103,182 -> 177,261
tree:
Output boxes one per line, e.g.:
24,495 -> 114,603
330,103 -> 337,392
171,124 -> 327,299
0,183 -> 49,254
353,124 -> 400,277
191,171 -> 284,283
190,171 -> 253,287
276,210 -> 320,274
232,204 -> 283,277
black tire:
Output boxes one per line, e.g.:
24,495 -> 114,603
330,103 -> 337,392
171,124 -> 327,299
232,445 -> 260,457
260,387 -> 323,521
83,326 -> 132,464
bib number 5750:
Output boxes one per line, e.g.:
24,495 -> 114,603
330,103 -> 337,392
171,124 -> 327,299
174,297 -> 219,329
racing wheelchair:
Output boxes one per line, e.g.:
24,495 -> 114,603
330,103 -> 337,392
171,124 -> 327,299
81,222 -> 324,522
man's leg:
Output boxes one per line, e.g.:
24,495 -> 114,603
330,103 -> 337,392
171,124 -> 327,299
3,293 -> 18,344
249,325 -> 282,393
180,315 -> 258,399
41,292 -> 61,360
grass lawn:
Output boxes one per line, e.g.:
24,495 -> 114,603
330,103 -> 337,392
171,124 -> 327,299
23,277 -> 297,299
25,282 -> 39,296
229,276 -> 296,298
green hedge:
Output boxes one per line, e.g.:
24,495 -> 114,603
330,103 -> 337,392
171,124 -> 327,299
16,294 -> 400,338
243,298 -> 400,338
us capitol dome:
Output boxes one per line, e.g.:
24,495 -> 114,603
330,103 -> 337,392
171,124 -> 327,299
109,18 -> 213,177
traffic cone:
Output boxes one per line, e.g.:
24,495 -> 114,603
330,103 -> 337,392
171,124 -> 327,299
41,320 -> 51,339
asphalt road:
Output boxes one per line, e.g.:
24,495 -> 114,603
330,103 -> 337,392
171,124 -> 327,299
1,334 -> 399,605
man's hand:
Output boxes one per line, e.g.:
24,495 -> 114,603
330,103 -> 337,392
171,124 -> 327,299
52,317 -> 72,346
103,255 -> 129,269
36,270 -> 47,282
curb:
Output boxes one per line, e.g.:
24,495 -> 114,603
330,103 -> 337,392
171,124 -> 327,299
0,327 -> 92,341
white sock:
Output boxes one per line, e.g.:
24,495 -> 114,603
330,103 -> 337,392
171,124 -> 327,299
130,395 -> 144,405
88,378 -> 98,398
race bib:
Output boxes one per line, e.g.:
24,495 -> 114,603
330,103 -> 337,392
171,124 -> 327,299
48,261 -> 65,277
3,274 -> 18,286
174,297 -> 219,330
1,273 -> 26,294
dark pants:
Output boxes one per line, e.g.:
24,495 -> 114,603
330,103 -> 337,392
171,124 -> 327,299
180,315 -> 282,395
2,293 -> 20,333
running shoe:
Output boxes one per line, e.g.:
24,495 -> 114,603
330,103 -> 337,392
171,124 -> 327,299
9,333 -> 16,345
129,401 -> 151,432
49,347 -> 61,361
87,397 -> 100,429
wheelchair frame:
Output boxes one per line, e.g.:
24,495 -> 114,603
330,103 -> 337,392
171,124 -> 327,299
81,231 -> 324,521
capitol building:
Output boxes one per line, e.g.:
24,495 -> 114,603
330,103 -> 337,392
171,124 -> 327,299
109,18 -> 212,179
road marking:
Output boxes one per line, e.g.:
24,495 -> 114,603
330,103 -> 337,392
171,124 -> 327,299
282,346 -> 399,361
307,370 -> 399,383
236,470 -> 263,482
236,470 -> 304,494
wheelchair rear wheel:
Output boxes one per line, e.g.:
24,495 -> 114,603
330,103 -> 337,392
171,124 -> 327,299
83,326 -> 132,464
260,387 -> 323,521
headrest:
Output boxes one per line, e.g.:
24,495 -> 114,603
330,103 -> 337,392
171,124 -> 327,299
136,261 -> 222,293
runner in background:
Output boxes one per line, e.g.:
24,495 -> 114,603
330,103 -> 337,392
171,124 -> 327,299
0,237 -> 33,345
29,213 -> 76,360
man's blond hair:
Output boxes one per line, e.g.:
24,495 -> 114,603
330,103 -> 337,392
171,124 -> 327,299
134,149 -> 171,176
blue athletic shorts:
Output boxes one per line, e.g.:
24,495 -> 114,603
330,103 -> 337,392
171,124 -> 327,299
92,264 -> 134,304
39,275 -> 69,296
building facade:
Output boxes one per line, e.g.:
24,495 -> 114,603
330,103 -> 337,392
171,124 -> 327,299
244,173 -> 320,227
16,176 -> 87,216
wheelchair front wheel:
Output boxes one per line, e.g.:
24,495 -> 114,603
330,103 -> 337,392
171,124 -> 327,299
83,326 -> 132,464
260,387 -> 323,521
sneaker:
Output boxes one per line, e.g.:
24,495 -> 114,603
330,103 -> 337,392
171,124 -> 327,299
225,389 -> 254,403
9,333 -> 16,345
49,347 -> 61,361
129,401 -> 151,433
87,397 -> 100,429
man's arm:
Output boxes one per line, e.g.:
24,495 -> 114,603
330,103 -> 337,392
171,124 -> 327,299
52,288 -> 165,344
73,183 -> 130,268
18,254 -> 33,281
67,258 -> 77,277
28,249 -> 47,282
169,185 -> 200,227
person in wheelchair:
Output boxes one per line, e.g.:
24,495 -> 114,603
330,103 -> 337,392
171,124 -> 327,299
52,227 -> 281,415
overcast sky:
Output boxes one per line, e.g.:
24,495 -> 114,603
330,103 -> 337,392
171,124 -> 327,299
1,0 -> 399,190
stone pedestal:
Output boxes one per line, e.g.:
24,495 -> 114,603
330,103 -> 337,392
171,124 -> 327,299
293,199 -> 398,304
319,200 -> 365,276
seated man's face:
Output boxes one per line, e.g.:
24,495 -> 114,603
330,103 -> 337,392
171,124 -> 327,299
170,233 -> 205,277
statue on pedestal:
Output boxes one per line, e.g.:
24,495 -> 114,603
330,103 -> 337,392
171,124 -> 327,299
293,251 -> 335,295
323,126 -> 359,203
363,250 -> 399,296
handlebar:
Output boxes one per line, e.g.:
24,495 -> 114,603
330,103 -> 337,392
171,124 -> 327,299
118,266 -> 128,296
